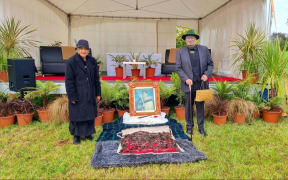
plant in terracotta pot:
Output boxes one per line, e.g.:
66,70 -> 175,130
10,98 -> 35,126
171,72 -> 185,120
47,95 -> 69,123
228,78 -> 257,124
109,54 -> 127,78
0,17 -> 38,82
111,81 -> 129,118
142,53 -> 159,78
25,80 -> 60,122
128,52 -> 142,78
261,96 -> 285,123
159,81 -> 175,116
208,80 -> 233,124
231,23 -> 265,82
99,80 -> 115,123
0,91 -> 15,128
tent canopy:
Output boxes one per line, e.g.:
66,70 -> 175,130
46,0 -> 230,19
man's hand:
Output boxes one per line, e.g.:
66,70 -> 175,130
71,100 -> 76,104
201,74 -> 208,82
185,79 -> 193,86
96,96 -> 101,102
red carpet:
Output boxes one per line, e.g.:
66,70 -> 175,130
36,76 -> 241,82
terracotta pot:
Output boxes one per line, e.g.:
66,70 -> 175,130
233,113 -> 245,124
117,109 -> 128,118
0,70 -> 8,82
0,115 -> 15,128
242,70 -> 247,80
250,74 -> 259,84
175,106 -> 185,121
131,69 -> 140,78
272,107 -> 282,118
94,115 -> 103,126
262,110 -> 281,123
212,113 -> 227,125
37,109 -> 50,122
161,106 -> 170,116
146,67 -> 155,78
102,109 -> 115,123
115,67 -> 123,78
253,110 -> 260,118
16,113 -> 33,126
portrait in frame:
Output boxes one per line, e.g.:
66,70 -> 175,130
128,82 -> 161,116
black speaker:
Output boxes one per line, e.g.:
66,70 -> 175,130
8,58 -> 36,91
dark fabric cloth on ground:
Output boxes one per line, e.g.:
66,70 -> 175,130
69,119 -> 96,136
97,116 -> 190,142
91,138 -> 207,168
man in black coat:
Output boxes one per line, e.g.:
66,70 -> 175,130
65,39 -> 101,144
176,29 -> 213,137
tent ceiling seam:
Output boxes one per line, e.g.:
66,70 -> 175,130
42,0 -> 67,15
139,0 -> 172,9
200,0 -> 232,20
180,0 -> 197,18
111,0 -> 135,9
71,0 -> 90,14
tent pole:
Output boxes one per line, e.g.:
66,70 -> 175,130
68,14 -> 71,46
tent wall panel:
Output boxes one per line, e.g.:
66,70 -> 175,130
199,0 -> 267,77
0,0 -> 69,69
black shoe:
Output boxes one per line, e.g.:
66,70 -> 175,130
186,128 -> 193,135
85,135 -> 93,141
199,129 -> 207,137
73,136 -> 81,144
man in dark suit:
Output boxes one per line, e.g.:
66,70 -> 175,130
65,39 -> 101,144
176,29 -> 213,137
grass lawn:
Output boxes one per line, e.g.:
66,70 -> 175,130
0,114 -> 288,179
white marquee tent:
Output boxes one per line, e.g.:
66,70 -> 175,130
0,0 -> 272,77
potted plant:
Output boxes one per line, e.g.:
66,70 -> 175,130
249,92 -> 264,118
159,81 -> 175,116
231,23 -> 265,82
261,96 -> 285,123
111,81 -> 129,118
142,53 -> 159,78
109,54 -> 127,78
25,81 -> 60,122
171,73 -> 185,120
208,80 -> 233,124
100,80 -> 115,123
128,52 -> 142,78
10,98 -> 35,126
0,91 -> 15,128
47,95 -> 69,123
228,78 -> 257,124
0,17 -> 38,82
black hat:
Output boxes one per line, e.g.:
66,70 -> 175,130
182,29 -> 199,40
77,39 -> 89,49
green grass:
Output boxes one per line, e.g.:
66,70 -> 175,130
1,114 -> 288,179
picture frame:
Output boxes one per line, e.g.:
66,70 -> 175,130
128,81 -> 161,116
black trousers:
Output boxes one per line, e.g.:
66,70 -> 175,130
184,81 -> 205,131
69,119 -> 96,137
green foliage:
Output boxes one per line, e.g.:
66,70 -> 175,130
231,23 -> 266,74
0,17 -> 39,70
111,81 -> 129,110
257,40 -> 288,98
270,33 -> 288,51
128,52 -> 142,69
142,53 -> 159,68
176,26 -> 190,48
262,96 -> 285,111
0,90 -> 9,103
159,81 -> 175,107
171,73 -> 184,105
212,80 -> 233,100
100,80 -> 114,109
109,54 -> 127,67
25,81 -> 60,109
231,78 -> 253,100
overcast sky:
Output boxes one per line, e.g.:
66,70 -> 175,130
271,0 -> 288,33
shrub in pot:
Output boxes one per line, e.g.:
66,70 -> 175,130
0,91 -> 15,128
109,54 -> 127,78
261,96 -> 285,123
159,81 -> 175,116
25,81 -> 60,122
111,81 -> 129,118
128,52 -> 142,78
100,80 -> 115,123
10,98 -> 35,126
171,73 -> 185,120
142,53 -> 159,78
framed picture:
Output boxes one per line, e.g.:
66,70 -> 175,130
128,82 -> 161,116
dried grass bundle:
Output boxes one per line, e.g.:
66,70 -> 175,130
227,99 -> 256,121
47,95 -> 69,123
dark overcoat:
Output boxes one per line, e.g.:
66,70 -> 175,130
65,53 -> 101,122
